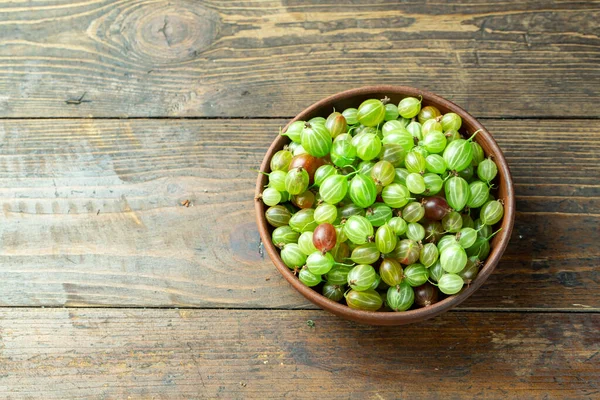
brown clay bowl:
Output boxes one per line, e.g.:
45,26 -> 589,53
255,86 -> 515,325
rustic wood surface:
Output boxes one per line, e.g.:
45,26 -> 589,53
0,0 -> 598,397
0,309 -> 597,399
0,119 -> 597,310
0,0 -> 598,118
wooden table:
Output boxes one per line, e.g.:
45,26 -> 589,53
0,1 -> 598,398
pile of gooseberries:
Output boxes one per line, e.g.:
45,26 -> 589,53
258,96 -> 504,312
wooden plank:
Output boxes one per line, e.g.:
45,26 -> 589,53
0,308 -> 597,399
0,1 -> 599,118
0,118 -> 597,309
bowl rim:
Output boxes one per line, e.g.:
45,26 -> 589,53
255,85 -> 515,325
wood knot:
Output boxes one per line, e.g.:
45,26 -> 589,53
229,222 -> 265,263
123,4 -> 220,63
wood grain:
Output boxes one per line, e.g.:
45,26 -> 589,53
0,118 -> 597,310
0,308 -> 597,399
0,0 -> 598,118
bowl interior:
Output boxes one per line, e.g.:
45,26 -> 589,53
256,86 -> 515,325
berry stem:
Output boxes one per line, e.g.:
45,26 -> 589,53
467,129 -> 482,142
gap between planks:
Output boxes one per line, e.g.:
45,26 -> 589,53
0,116 -> 598,121
0,306 -> 596,313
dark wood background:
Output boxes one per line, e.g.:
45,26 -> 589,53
0,0 -> 598,398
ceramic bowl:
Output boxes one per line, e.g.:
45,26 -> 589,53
255,86 -> 515,325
